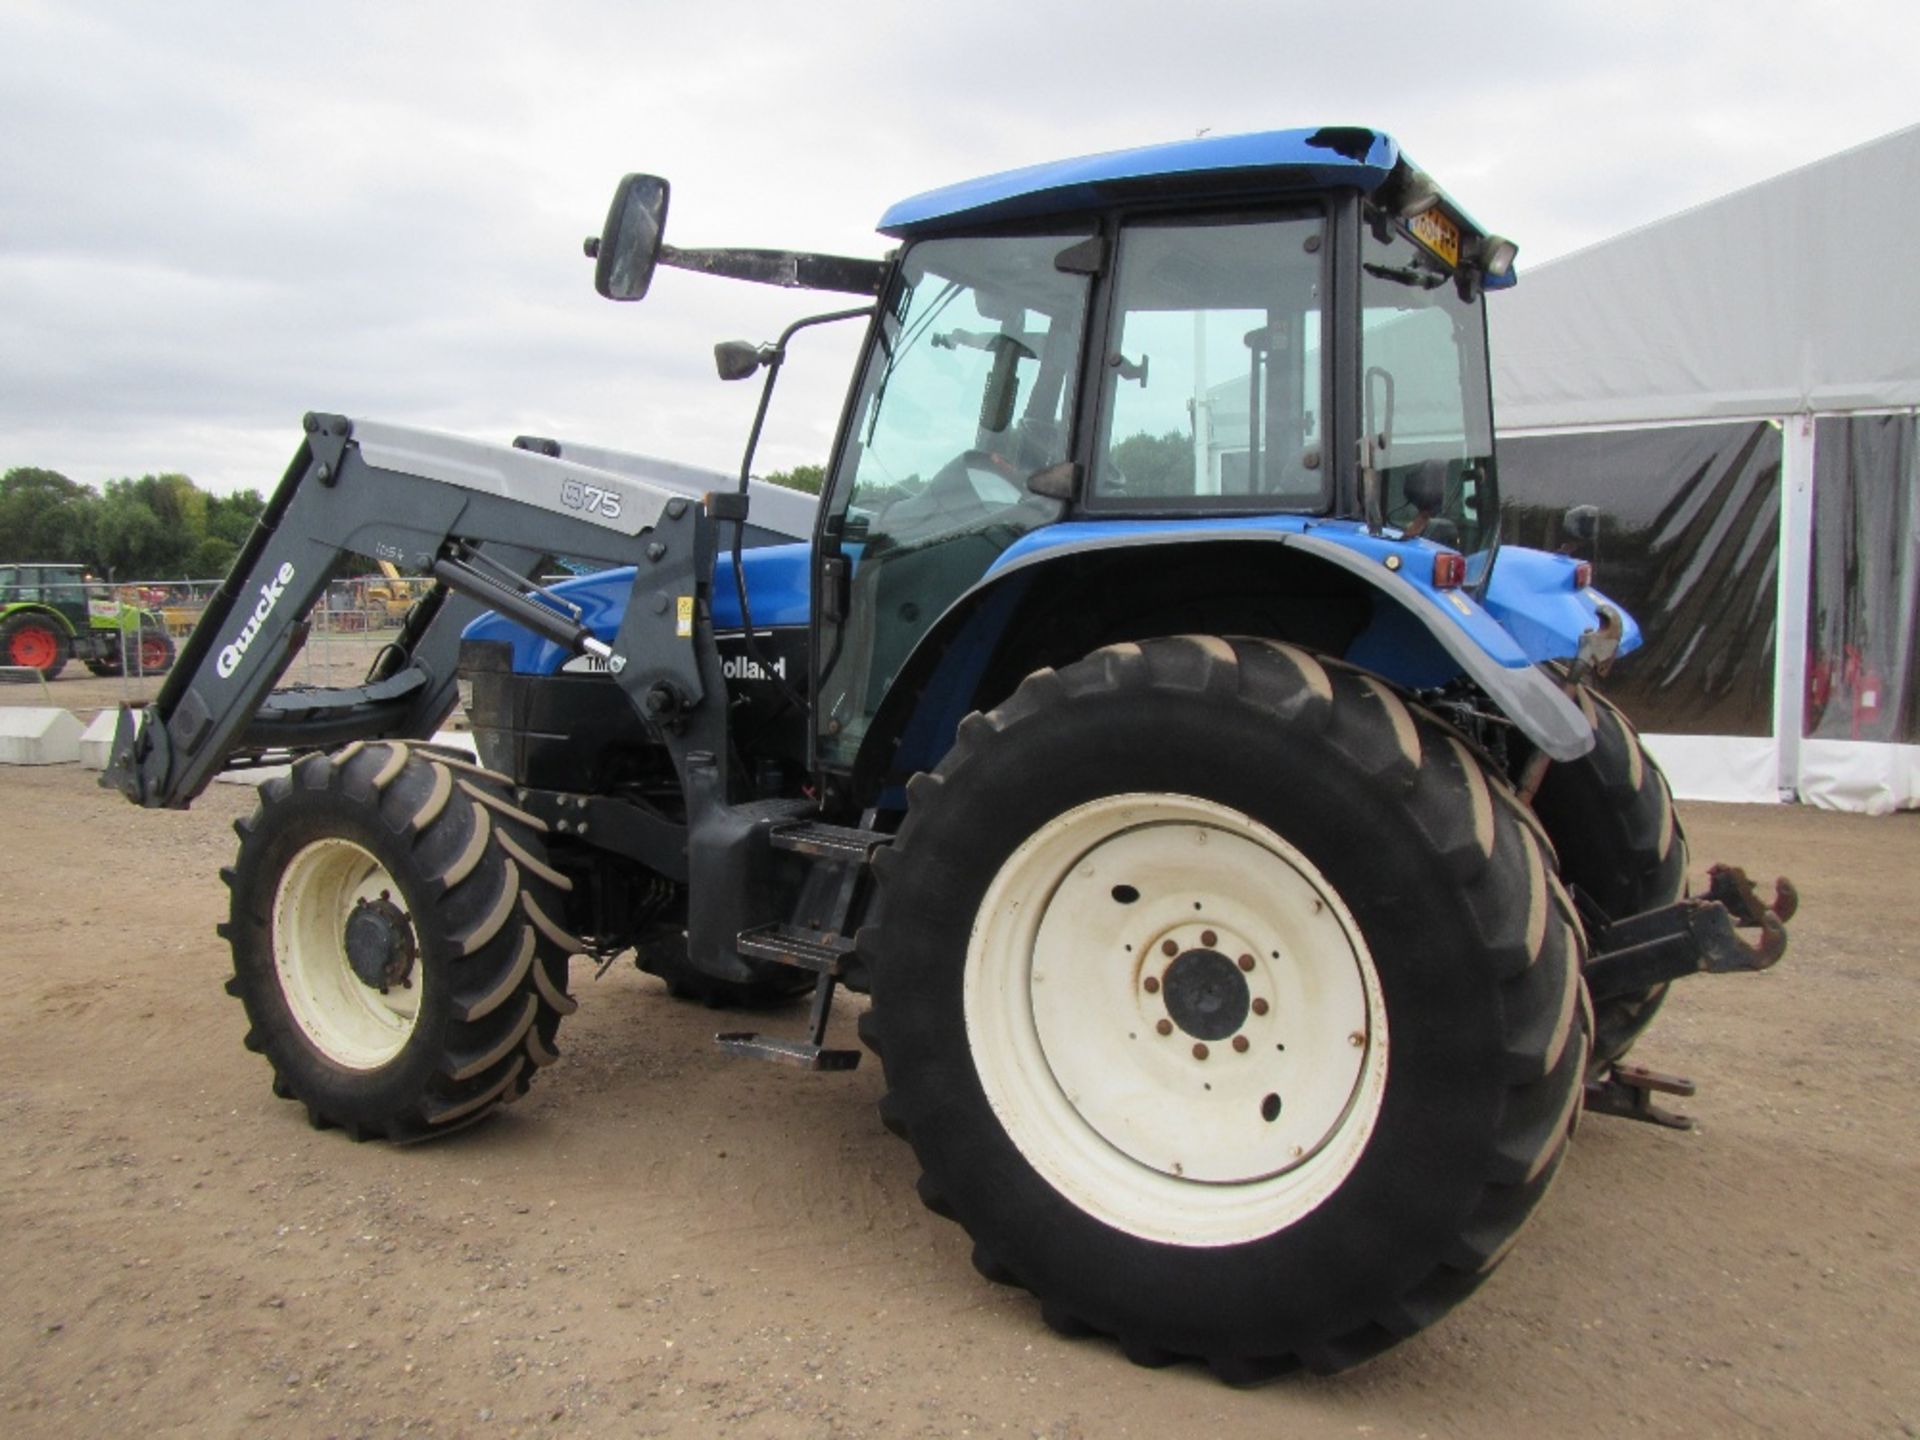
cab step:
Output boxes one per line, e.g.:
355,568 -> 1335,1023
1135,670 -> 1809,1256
735,923 -> 854,975
716,968 -> 860,1071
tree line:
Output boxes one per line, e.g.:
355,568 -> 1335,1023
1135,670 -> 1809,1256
0,467 -> 266,580
0,460 -> 823,585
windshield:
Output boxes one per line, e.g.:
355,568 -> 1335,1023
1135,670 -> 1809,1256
816,231 -> 1092,767
1359,211 -> 1499,569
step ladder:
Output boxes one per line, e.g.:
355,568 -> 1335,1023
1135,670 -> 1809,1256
714,820 -> 888,1072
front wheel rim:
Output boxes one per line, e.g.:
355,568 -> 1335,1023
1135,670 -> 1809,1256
272,838 -> 422,1069
963,793 -> 1388,1248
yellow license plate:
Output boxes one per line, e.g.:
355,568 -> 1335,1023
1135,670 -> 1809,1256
1408,208 -> 1461,267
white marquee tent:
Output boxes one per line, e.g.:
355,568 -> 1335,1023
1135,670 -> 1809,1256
1491,123 -> 1920,812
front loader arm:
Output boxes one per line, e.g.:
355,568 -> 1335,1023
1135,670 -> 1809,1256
106,412 -> 721,809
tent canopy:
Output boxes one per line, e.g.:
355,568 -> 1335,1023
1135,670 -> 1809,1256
1492,124 -> 1920,432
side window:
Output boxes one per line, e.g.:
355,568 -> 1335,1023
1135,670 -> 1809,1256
1094,216 -> 1326,507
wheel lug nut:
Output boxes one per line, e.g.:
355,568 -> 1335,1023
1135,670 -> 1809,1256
1200,929 -> 1217,948
1251,997 -> 1269,1016
1142,975 -> 1160,994
1156,1019 -> 1173,1036
1161,939 -> 1179,958
1237,953 -> 1255,972
1232,1035 -> 1249,1053
1192,1043 -> 1209,1061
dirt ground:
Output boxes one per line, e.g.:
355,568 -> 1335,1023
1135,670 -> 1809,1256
1,760 -> 1916,1440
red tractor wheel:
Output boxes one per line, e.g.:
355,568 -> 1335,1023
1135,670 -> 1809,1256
136,629 -> 176,674
0,613 -> 71,680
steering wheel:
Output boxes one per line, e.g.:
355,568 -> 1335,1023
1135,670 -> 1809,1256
924,448 -> 1024,506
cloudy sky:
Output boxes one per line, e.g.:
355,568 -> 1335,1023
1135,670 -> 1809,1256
3,0 -> 1916,496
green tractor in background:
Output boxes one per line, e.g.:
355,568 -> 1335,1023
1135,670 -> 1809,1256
0,563 -> 177,680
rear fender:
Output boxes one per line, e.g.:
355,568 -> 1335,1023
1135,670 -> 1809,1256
853,526 -> 1595,802
1480,544 -> 1643,663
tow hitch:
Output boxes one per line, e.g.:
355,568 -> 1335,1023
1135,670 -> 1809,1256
1582,864 -> 1797,1128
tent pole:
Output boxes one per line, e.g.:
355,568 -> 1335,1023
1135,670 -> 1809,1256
1772,412 -> 1817,801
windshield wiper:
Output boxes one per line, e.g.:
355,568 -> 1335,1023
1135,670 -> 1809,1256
1363,261 -> 1447,291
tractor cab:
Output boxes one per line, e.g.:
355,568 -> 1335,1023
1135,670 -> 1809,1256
809,132 -> 1513,764
591,127 -> 1537,786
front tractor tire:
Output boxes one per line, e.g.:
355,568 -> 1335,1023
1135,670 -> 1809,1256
861,638 -> 1588,1378
223,740 -> 580,1140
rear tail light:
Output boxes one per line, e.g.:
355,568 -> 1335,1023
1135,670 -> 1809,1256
1431,552 -> 1466,589
1573,561 -> 1593,589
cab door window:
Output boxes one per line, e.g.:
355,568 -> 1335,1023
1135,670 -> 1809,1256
1093,215 -> 1326,508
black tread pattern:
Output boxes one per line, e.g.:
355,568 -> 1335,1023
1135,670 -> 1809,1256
1527,677 -> 1689,1070
223,740 -> 579,1141
861,636 -> 1588,1379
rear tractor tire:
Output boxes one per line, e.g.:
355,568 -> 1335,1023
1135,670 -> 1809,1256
0,612 -> 70,680
222,740 -> 581,1140
1525,679 -> 1687,1072
861,637 -> 1588,1378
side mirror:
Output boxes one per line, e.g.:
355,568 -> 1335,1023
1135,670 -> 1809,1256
714,340 -> 767,382
587,174 -> 670,301
1563,504 -> 1601,545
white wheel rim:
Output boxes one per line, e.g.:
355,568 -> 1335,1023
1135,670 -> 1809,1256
272,837 -> 422,1069
964,793 -> 1388,1247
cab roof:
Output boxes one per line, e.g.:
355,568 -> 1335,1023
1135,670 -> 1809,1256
878,126 -> 1405,238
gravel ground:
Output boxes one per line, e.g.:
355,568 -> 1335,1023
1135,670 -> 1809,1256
0,763 -> 1915,1439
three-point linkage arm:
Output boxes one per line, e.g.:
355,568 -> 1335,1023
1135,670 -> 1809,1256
104,412 -> 727,810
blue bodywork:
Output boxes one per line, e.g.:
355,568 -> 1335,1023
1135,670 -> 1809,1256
463,543 -> 812,673
463,525 -> 1634,684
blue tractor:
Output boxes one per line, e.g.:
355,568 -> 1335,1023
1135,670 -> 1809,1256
108,127 -> 1791,1378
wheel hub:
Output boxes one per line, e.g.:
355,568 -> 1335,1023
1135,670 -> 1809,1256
1160,948 -> 1249,1040
344,895 -> 416,993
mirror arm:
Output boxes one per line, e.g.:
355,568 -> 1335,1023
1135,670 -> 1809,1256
660,245 -> 885,296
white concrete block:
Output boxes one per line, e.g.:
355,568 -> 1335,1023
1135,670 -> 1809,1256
0,707 -> 83,765
78,710 -> 120,770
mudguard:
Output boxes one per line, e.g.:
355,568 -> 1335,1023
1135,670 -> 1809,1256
877,519 -> 1609,768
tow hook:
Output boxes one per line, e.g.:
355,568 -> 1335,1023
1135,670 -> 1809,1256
1582,863 -> 1796,1129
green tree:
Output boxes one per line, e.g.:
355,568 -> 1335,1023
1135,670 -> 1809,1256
0,467 -> 96,563
91,483 -> 173,577
763,464 -> 826,495
1109,429 -> 1195,495
190,535 -> 240,577
206,488 -> 266,548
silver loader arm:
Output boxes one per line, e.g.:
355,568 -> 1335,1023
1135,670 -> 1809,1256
105,412 -> 725,809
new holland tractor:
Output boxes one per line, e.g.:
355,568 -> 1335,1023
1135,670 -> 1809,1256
106,127 -> 1793,1379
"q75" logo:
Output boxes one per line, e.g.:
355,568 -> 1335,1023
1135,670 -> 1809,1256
560,479 -> 623,520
